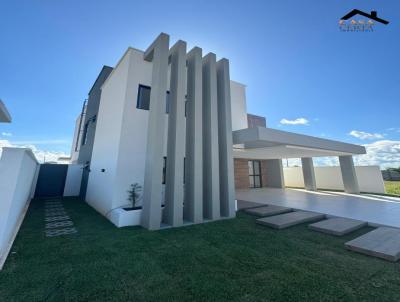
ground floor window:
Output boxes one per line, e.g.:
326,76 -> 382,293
248,160 -> 262,188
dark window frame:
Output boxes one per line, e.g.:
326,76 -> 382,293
81,122 -> 90,146
248,160 -> 262,188
136,84 -> 170,113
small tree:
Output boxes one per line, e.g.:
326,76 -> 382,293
128,183 -> 142,208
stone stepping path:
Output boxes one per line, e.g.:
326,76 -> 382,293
256,211 -> 325,229
237,200 -> 265,210
44,200 -> 77,237
245,205 -> 292,217
309,218 -> 367,236
345,227 -> 400,262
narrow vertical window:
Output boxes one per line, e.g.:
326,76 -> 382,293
162,157 -> 167,184
248,160 -> 262,188
81,122 -> 89,146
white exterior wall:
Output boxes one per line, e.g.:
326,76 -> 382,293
0,148 -> 39,269
86,48 -> 248,218
284,166 -> 385,194
70,114 -> 82,163
86,49 -> 132,215
63,164 -> 83,197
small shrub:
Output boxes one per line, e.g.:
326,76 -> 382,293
128,183 -> 142,208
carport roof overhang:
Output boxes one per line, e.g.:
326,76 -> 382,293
0,100 -> 11,123
232,127 -> 366,160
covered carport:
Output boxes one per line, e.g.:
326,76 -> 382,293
232,126 -> 366,194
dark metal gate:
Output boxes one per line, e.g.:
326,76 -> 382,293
34,164 -> 68,198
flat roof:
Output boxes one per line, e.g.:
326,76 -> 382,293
0,100 -> 11,123
233,127 -> 366,159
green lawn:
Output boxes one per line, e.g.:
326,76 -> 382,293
385,181 -> 400,196
1,198 -> 400,301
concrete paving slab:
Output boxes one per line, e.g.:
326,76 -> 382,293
245,205 -> 292,217
345,227 -> 400,262
309,218 -> 367,236
256,211 -> 325,229
237,200 -> 265,210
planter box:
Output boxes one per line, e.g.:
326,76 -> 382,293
108,208 -> 142,228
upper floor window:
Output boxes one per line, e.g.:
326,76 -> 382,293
137,84 -> 170,113
81,122 -> 89,146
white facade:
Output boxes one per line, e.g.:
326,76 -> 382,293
70,113 -> 83,163
86,47 -> 246,217
72,34 -> 375,228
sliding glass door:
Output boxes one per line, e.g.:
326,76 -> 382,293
248,160 -> 262,188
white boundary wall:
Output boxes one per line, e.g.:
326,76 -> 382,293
0,147 -> 39,269
63,164 -> 83,197
284,166 -> 385,194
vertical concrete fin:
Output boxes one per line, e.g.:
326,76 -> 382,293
339,155 -> 360,194
164,40 -> 187,227
184,47 -> 203,223
216,58 -> 235,218
301,157 -> 317,191
202,53 -> 220,220
141,33 -> 170,230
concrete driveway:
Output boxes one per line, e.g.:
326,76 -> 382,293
236,188 -> 400,228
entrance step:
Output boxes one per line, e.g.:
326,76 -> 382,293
256,211 -> 325,229
309,218 -> 367,236
237,200 -> 265,210
345,227 -> 400,262
245,205 -> 292,217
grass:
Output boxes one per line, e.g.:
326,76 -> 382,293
1,198 -> 400,301
385,181 -> 400,196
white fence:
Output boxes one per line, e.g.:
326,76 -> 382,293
283,165 -> 385,194
0,147 -> 39,269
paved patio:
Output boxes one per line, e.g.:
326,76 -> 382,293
236,188 -> 400,228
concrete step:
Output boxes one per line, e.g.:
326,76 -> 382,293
245,205 -> 292,217
237,200 -> 265,210
309,217 -> 367,236
256,211 -> 325,229
345,227 -> 400,262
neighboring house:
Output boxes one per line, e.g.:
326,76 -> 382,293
382,170 -> 400,181
71,33 -> 366,230
0,100 -> 11,123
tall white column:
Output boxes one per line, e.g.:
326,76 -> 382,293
141,33 -> 170,230
301,157 -> 317,191
339,155 -> 360,194
184,47 -> 203,223
264,159 -> 285,188
216,59 -> 235,218
202,53 -> 220,220
164,41 -> 187,227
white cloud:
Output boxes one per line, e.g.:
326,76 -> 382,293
284,140 -> 400,169
354,140 -> 400,169
1,132 -> 12,137
0,139 -> 69,163
349,130 -> 384,140
280,118 -> 309,125
387,128 -> 400,133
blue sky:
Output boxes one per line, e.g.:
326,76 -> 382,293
0,0 -> 399,167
